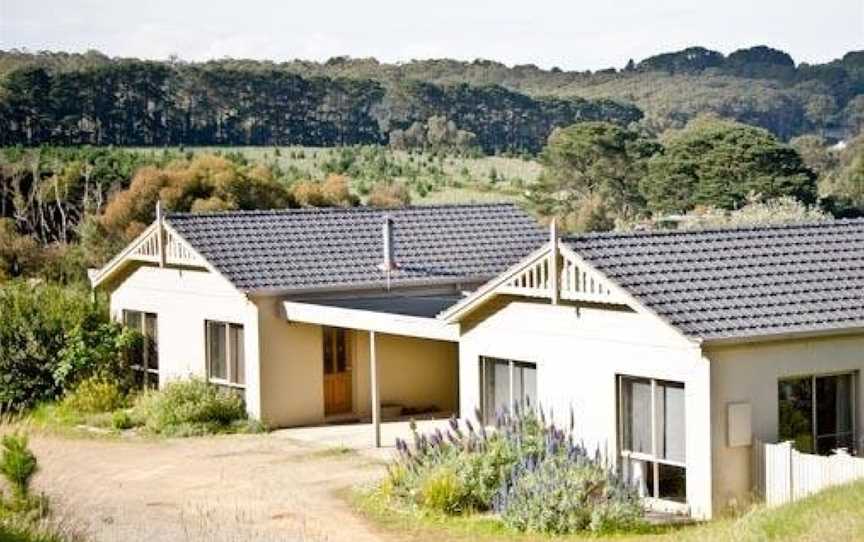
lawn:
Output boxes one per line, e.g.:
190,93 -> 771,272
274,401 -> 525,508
354,478 -> 864,542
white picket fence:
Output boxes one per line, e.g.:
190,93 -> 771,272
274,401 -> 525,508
752,439 -> 864,506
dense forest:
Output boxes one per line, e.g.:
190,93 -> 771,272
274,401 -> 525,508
2,45 -> 861,150
0,51 -> 640,153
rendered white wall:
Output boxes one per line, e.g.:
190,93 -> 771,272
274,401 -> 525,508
707,334 -> 864,512
107,264 -> 261,413
458,299 -> 713,518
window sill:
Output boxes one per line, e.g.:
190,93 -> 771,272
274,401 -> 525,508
621,451 -> 686,469
644,497 -> 690,516
208,379 -> 246,390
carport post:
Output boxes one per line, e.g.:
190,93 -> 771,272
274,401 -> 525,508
370,330 -> 381,448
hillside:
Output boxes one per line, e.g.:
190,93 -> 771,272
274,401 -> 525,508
1,45 -> 862,152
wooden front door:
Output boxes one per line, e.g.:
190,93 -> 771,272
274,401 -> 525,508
323,327 -> 352,415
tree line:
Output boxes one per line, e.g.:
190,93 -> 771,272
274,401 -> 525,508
11,44 -> 849,142
0,56 -> 641,153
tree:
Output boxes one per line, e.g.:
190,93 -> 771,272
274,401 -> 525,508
637,47 -> 724,74
640,117 -> 818,213
528,122 -> 660,231
790,135 -> 838,176
98,154 -> 294,244
820,135 -> 864,216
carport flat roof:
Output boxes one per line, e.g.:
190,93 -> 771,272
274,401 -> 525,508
297,295 -> 462,318
282,294 -> 463,342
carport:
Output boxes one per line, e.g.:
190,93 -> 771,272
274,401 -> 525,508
282,294 -> 461,447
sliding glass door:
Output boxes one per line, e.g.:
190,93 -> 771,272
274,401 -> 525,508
618,375 -> 686,503
779,372 -> 855,455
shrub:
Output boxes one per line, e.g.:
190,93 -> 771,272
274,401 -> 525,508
131,378 -> 249,436
0,434 -> 38,504
110,410 -> 134,431
496,455 -> 642,534
418,465 -> 467,514
385,406 -> 643,534
0,281 -> 137,412
60,377 -> 126,414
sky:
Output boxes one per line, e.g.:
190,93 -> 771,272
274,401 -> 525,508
1,1 -> 862,70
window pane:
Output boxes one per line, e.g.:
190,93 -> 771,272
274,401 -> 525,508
230,325 -> 245,385
816,374 -> 853,436
123,310 -> 142,330
779,377 -> 814,453
481,357 -> 511,423
144,313 -> 158,371
816,433 -> 855,455
621,377 -> 652,455
123,311 -> 144,369
493,359 -> 510,413
207,322 -> 227,380
519,363 -> 537,410
658,463 -> 687,503
658,382 -> 686,463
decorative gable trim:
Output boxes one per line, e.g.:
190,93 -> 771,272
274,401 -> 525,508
90,207 -> 211,289
558,247 -> 623,304
439,243 -> 554,322
440,224 -> 632,322
442,227 -> 678,327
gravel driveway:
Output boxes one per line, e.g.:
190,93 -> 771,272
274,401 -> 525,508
30,431 -> 395,542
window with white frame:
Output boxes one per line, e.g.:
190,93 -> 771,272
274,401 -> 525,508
480,357 -> 537,424
205,320 -> 245,387
778,372 -> 856,455
122,310 -> 159,388
618,375 -> 686,503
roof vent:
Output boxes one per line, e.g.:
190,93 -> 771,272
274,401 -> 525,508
378,215 -> 398,272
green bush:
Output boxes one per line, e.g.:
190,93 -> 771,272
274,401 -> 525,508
131,378 -> 251,436
0,434 -> 38,504
59,377 -> 126,414
0,281 -> 134,411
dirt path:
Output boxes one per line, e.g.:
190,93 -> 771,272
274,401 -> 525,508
30,432 -> 395,542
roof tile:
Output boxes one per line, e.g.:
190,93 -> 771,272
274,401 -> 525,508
565,219 -> 864,341
167,203 -> 546,293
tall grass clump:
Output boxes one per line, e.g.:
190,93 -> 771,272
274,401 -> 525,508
383,404 -> 642,535
131,378 -> 258,437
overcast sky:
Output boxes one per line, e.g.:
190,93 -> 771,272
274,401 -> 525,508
1,1 -> 862,70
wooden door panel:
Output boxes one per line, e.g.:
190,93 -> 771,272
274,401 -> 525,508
324,372 -> 352,415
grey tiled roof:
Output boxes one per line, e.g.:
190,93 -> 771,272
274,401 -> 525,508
565,220 -> 864,341
167,203 -> 546,293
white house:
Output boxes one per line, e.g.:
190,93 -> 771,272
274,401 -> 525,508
90,203 -> 864,519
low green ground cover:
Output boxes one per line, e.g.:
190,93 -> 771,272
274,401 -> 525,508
29,378 -> 263,438
357,475 -> 864,542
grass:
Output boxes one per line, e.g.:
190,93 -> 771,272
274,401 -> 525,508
353,479 -> 864,542
17,403 -> 116,441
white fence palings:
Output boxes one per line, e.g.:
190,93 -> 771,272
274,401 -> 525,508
753,439 -> 864,506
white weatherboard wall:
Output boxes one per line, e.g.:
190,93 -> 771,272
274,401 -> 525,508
707,334 -> 864,511
108,264 -> 262,418
458,299 -> 713,519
